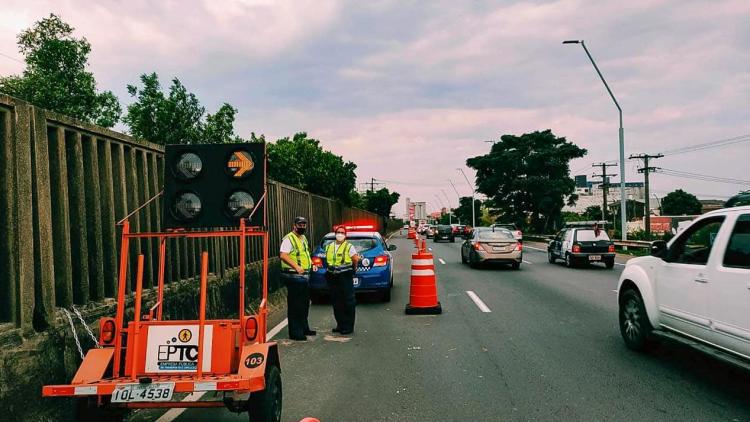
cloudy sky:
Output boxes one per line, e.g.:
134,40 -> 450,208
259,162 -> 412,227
2,0 -> 749,216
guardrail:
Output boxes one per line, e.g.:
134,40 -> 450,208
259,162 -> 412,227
523,234 -> 652,249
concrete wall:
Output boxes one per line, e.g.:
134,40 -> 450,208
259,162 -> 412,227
0,94 -> 385,420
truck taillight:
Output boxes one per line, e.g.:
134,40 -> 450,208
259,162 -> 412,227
311,256 -> 323,267
99,318 -> 117,345
608,244 -> 615,253
572,244 -> 581,253
373,255 -> 388,267
244,316 -> 258,341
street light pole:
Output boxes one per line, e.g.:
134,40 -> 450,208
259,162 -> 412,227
457,168 -> 476,227
448,180 -> 462,224
563,39 -> 628,241
441,189 -> 453,225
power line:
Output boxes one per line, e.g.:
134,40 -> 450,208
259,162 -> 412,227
591,161 -> 617,220
659,134 -> 750,156
375,178 -> 445,187
654,168 -> 750,186
0,51 -> 24,64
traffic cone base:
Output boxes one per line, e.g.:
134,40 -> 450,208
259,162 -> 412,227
405,301 -> 442,315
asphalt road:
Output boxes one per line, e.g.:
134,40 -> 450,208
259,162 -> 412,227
136,233 -> 750,422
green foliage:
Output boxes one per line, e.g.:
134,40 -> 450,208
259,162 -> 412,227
562,211 -> 588,223
0,14 -> 121,127
466,130 -> 587,233
726,191 -> 750,207
661,189 -> 702,215
584,205 -> 607,221
611,199 -> 646,220
454,196 -> 482,226
361,188 -> 400,218
123,73 -> 246,145
266,133 -> 358,204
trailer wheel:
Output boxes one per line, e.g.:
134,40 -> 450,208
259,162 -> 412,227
248,365 -> 282,422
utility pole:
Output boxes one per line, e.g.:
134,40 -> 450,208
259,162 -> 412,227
629,153 -> 663,238
441,189 -> 453,225
591,162 -> 617,222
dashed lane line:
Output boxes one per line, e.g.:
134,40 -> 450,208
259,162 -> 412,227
438,258 -> 446,265
156,318 -> 289,422
466,291 -> 492,313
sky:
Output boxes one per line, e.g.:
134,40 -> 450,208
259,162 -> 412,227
2,0 -> 749,217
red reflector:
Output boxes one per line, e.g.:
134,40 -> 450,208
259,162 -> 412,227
100,318 -> 116,345
217,381 -> 240,390
373,255 -> 388,266
50,386 -> 75,396
608,244 -> 616,253
572,244 -> 581,253
244,317 -> 258,341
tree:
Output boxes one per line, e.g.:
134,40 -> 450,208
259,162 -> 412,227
583,205 -> 606,221
266,133 -> 358,204
123,73 -> 246,145
661,189 -> 702,215
362,188 -> 400,218
467,130 -> 587,233
0,14 -> 121,127
454,196 -> 482,226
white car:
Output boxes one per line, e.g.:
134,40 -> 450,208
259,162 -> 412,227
617,206 -> 750,366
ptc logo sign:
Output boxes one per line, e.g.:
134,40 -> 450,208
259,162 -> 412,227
145,325 -> 213,373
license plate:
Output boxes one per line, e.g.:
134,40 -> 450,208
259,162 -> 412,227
588,255 -> 601,261
111,382 -> 175,403
353,278 -> 360,287
492,247 -> 506,252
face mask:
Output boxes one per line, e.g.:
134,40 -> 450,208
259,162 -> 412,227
295,226 -> 306,235
335,233 -> 346,242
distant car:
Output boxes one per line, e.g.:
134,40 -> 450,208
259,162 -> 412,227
547,227 -> 615,268
462,225 -> 473,238
617,206 -> 750,367
433,225 -> 455,242
402,224 -> 409,229
309,227 -> 396,302
426,225 -> 435,238
455,225 -> 468,239
461,227 -> 522,269
491,223 -> 523,242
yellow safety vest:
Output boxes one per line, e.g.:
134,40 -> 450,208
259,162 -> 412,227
281,232 -> 311,271
325,241 -> 353,272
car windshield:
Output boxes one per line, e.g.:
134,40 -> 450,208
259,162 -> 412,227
576,229 -> 610,241
477,230 -> 515,241
322,236 -> 379,253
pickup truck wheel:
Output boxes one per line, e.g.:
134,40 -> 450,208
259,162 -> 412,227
248,365 -> 282,422
547,251 -> 555,264
619,289 -> 654,352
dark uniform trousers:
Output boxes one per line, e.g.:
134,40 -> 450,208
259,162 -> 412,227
282,273 -> 311,338
327,269 -> 356,332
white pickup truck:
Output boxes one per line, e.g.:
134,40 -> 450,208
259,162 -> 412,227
617,206 -> 750,366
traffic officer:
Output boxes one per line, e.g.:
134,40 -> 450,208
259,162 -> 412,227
280,216 -> 316,341
325,226 -> 359,335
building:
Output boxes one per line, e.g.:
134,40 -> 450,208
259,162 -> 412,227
565,175 -> 655,214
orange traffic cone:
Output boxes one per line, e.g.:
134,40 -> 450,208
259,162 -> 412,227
407,227 -> 416,239
405,250 -> 442,315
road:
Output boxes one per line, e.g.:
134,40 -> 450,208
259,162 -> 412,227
136,233 -> 750,422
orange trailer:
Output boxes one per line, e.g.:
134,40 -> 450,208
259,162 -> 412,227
43,145 -> 281,421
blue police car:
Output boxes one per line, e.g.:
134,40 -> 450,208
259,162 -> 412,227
310,225 -> 397,302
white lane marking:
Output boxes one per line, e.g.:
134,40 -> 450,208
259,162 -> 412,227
522,260 -> 532,264
428,247 -> 433,251
615,262 -> 625,266
156,318 -> 289,422
466,291 -> 491,313
524,246 -> 547,252
438,258 -> 446,265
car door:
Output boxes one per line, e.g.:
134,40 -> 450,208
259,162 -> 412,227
708,212 -> 750,358
550,230 -> 565,257
656,216 -> 726,338
562,229 -> 574,256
